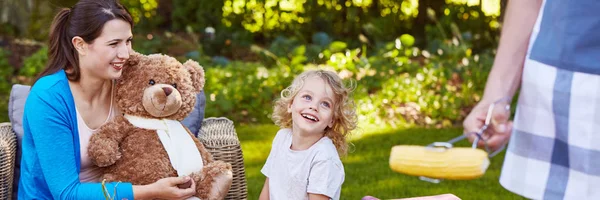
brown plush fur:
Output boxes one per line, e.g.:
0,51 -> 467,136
88,52 -> 232,199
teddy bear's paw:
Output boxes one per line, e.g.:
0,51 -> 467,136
207,169 -> 232,200
194,162 -> 233,200
208,160 -> 232,171
91,148 -> 122,167
89,138 -> 123,167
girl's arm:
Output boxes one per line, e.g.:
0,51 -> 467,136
309,193 -> 331,200
259,178 -> 270,200
394,194 -> 460,200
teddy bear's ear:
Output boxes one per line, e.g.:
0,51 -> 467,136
126,51 -> 142,67
120,51 -> 143,80
183,59 -> 205,93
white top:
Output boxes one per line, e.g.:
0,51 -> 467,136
123,114 -> 204,176
261,128 -> 345,200
76,82 -> 117,182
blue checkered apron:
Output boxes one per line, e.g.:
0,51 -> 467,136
500,0 -> 600,199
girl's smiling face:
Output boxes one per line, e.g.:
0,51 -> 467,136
288,75 -> 335,136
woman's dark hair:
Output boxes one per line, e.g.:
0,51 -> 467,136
35,0 -> 133,84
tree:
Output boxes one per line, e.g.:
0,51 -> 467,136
156,0 -> 173,30
413,0 -> 446,47
1,0 -> 32,36
499,0 -> 508,22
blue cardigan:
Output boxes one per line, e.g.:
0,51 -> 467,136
18,70 -> 134,199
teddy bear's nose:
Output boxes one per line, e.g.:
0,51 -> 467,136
162,87 -> 173,96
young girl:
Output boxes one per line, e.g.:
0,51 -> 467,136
259,69 -> 358,200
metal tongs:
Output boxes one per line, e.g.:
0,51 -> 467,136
420,97 -> 511,183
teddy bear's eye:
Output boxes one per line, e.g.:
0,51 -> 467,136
172,83 -> 177,89
149,79 -> 155,85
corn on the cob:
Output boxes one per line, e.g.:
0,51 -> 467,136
389,145 -> 490,180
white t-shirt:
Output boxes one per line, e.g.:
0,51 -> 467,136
261,128 -> 345,200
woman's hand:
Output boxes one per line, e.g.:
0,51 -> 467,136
134,176 -> 196,200
463,99 -> 512,152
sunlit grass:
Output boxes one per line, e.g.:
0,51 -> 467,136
237,124 -> 526,200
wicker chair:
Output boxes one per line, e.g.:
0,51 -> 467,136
199,117 -> 248,200
0,122 -> 17,200
0,118 -> 247,200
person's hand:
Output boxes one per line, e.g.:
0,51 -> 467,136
150,176 -> 197,200
463,99 -> 512,151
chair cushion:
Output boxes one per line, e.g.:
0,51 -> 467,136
8,84 -> 29,147
8,84 -> 29,196
182,90 -> 206,137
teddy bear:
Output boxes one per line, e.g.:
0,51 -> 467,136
88,52 -> 232,199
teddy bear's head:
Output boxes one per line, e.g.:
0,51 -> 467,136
116,52 -> 204,120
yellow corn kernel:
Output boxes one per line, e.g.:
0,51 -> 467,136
389,145 -> 490,180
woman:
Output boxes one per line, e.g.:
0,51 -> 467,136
19,0 -> 197,199
464,0 -> 600,199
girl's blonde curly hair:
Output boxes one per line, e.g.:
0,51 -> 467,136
272,69 -> 357,156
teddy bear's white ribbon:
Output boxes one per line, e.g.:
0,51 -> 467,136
123,114 -> 204,177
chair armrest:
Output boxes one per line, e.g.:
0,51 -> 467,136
0,122 -> 17,200
198,117 -> 248,200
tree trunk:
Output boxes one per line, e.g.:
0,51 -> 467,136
499,0 -> 508,23
1,0 -> 32,35
156,0 -> 173,30
369,0 -> 379,17
339,0 -> 349,37
413,0 -> 446,47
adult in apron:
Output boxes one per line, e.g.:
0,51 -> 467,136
463,0 -> 600,199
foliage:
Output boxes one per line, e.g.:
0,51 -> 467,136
355,36 -> 494,127
132,32 -> 175,55
3,0 -> 502,128
0,48 -> 13,122
238,124 -> 526,200
120,0 -> 161,32
203,62 -> 300,124
171,0 -> 224,31
19,46 -> 48,84
203,33 -> 494,127
8,22 -> 495,129
425,3 -> 500,53
2,0 -> 502,63
0,23 -> 20,38
219,0 -> 419,39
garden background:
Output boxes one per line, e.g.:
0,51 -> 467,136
0,0 -> 526,199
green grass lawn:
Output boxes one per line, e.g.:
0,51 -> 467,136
236,124 -> 527,200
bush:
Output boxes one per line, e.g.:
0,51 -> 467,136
203,35 -> 494,127
356,39 -> 494,127
203,61 -> 301,124
19,46 -> 48,84
6,35 -> 495,129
